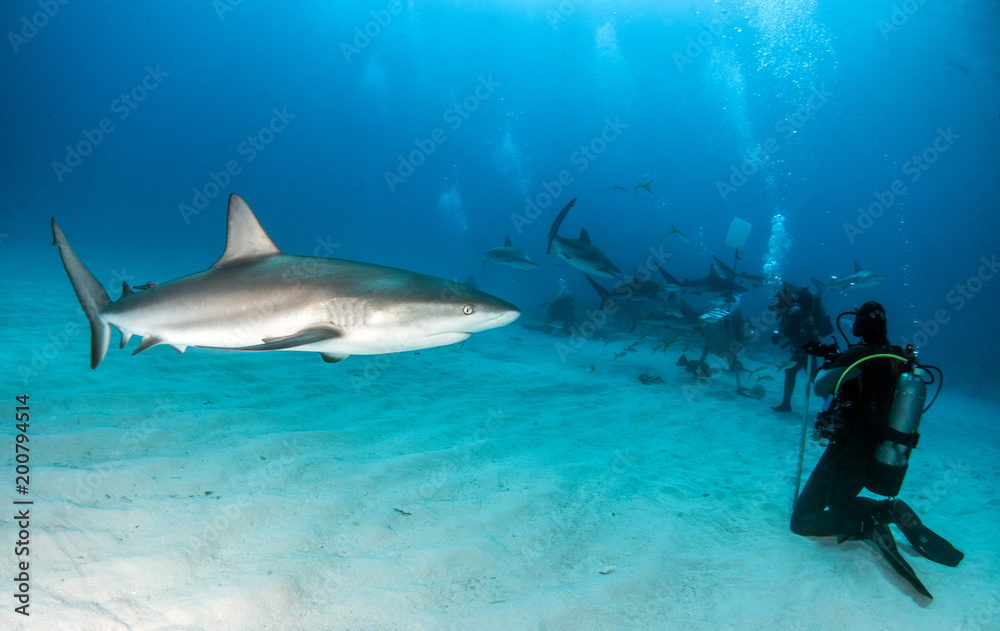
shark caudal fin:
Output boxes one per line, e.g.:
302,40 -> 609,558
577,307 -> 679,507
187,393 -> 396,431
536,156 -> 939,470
547,198 -> 577,255
52,219 -> 112,368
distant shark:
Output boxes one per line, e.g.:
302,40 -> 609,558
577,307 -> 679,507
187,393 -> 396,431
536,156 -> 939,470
623,268 -> 664,302
589,268 -> 664,303
711,255 -> 766,288
482,235 -> 538,271
656,262 -> 748,302
812,263 -> 886,293
585,275 -> 702,331
546,198 -> 623,279
53,194 -> 520,368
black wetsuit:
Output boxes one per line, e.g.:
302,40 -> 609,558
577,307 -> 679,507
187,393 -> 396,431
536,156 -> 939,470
791,344 -> 896,537
774,292 -> 821,409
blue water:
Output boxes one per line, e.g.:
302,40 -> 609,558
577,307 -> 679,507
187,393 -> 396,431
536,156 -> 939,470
3,2 -> 1000,625
2,0 -> 998,388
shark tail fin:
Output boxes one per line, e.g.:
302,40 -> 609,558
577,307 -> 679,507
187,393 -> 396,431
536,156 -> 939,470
655,262 -> 681,286
52,219 -> 112,369
810,277 -> 826,293
585,274 -> 613,306
547,198 -> 577,255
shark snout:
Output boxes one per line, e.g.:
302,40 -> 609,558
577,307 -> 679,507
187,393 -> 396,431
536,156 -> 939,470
467,297 -> 520,333
492,305 -> 521,327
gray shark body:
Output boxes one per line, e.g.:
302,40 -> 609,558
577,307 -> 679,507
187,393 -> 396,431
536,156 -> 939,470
482,235 -> 538,271
53,194 -> 520,368
812,263 -> 886,293
656,262 -> 748,301
546,198 -> 623,280
585,275 -> 702,331
711,255 -> 767,288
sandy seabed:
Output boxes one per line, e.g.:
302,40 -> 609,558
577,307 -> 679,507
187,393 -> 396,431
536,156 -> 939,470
2,261 -> 999,631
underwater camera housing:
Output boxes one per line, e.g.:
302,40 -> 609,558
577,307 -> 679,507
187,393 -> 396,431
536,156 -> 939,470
814,396 -> 853,442
803,340 -> 840,361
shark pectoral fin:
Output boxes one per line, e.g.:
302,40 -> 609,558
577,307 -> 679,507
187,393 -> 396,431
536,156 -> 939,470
319,352 -> 349,364
132,337 -> 186,355
254,326 -> 343,350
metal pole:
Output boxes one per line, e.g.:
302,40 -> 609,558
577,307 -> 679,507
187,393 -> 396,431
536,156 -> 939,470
792,355 -> 817,505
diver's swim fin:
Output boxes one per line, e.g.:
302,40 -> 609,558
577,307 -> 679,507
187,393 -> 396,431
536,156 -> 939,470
889,499 -> 964,567
840,517 -> 933,599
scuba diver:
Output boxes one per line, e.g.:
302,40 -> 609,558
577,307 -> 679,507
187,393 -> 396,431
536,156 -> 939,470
542,290 -> 577,335
790,301 -> 961,599
770,283 -> 832,412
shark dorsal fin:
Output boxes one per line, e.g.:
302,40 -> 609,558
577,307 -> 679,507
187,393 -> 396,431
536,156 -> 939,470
504,235 -> 512,247
212,194 -> 282,268
854,262 -> 862,273
578,228 -> 591,244
121,281 -> 134,297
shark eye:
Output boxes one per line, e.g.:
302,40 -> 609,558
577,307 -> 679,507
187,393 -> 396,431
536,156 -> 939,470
463,304 -> 475,315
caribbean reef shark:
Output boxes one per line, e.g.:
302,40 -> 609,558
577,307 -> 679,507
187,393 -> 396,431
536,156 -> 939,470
53,194 -> 520,368
711,255 -> 766,288
811,263 -> 886,293
482,235 -> 538,271
546,198 -> 623,279
656,262 -> 748,302
585,275 -> 703,331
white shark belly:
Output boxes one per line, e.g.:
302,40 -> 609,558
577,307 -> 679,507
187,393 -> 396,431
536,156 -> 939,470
105,295 -> 327,349
298,330 -> 471,356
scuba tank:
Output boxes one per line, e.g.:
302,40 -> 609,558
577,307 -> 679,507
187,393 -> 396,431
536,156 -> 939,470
865,365 -> 926,497
821,348 -> 937,497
